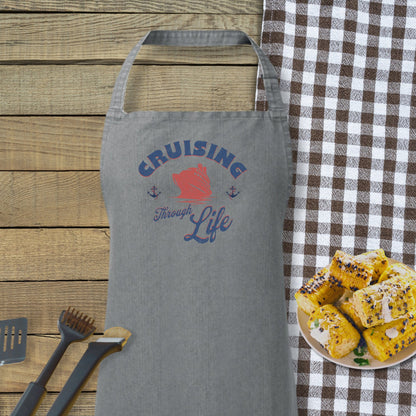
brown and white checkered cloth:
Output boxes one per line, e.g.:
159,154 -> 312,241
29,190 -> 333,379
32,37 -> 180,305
255,1 -> 416,415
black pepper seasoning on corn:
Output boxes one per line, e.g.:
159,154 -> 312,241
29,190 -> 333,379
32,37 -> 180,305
329,250 -> 375,291
378,262 -> 416,283
337,297 -> 366,332
295,249 -> 416,364
295,267 -> 345,315
363,313 -> 416,361
354,248 -> 389,282
352,276 -> 416,328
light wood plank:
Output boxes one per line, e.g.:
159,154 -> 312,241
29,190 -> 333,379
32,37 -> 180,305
0,392 -> 96,416
0,335 -> 98,392
0,281 -> 107,333
0,117 -> 103,170
1,14 -> 261,62
0,228 -> 109,282
0,172 -> 106,227
0,0 -> 262,14
0,65 -> 258,115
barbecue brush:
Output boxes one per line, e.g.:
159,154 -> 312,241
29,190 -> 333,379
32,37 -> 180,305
11,307 -> 95,416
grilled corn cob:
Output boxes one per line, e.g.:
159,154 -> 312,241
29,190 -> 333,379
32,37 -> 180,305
329,250 -> 374,291
337,297 -> 365,332
363,314 -> 416,361
295,267 -> 344,315
378,262 -> 416,283
354,248 -> 388,282
352,276 -> 416,328
307,304 -> 361,358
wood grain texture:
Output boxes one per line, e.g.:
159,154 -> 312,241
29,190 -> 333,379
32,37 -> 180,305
0,0 -> 262,13
0,1 -> 264,410
0,335 -> 98,392
0,65 -> 258,115
0,172 -> 107,227
0,281 -> 107,333
0,228 -> 109,281
1,13 -> 261,62
0,117 -> 103,170
0,392 -> 96,416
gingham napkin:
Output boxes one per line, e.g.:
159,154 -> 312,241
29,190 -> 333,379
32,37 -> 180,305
255,1 -> 416,415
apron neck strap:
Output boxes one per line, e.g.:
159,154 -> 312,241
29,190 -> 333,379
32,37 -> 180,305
109,30 -> 286,115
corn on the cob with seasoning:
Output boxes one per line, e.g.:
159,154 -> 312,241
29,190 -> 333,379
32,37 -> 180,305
307,304 -> 361,359
337,297 -> 365,332
352,276 -> 416,328
354,248 -> 389,282
378,262 -> 416,283
329,250 -> 374,291
363,313 -> 416,361
295,267 -> 345,315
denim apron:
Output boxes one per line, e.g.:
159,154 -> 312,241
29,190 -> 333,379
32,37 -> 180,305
96,30 -> 298,416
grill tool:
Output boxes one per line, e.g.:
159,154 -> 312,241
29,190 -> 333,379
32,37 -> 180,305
0,317 -> 28,366
11,307 -> 95,416
47,327 -> 131,416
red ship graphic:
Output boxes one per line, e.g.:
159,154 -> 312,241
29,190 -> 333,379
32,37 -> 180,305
172,164 -> 213,204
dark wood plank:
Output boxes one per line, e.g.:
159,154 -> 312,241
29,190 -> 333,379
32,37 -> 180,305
0,392 -> 96,415
0,172 -> 107,227
0,65 -> 258,115
0,117 -> 103,170
0,335 -> 97,392
0,0 -> 262,14
1,13 -> 260,62
0,228 -> 109,281
0,281 -> 107,333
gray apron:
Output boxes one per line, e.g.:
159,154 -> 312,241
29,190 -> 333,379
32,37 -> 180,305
96,30 -> 298,416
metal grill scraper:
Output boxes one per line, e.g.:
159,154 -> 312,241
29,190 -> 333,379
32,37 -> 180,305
0,318 -> 28,366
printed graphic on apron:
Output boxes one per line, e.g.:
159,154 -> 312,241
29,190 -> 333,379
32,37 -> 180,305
147,185 -> 161,199
140,140 -> 246,244
172,164 -> 213,204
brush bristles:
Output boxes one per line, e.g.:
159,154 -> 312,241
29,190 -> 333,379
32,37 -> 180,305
61,307 -> 96,335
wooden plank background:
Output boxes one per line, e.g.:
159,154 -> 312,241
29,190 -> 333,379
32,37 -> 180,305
0,2 -> 264,414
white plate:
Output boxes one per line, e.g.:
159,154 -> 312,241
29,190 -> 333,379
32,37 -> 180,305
297,307 -> 416,369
